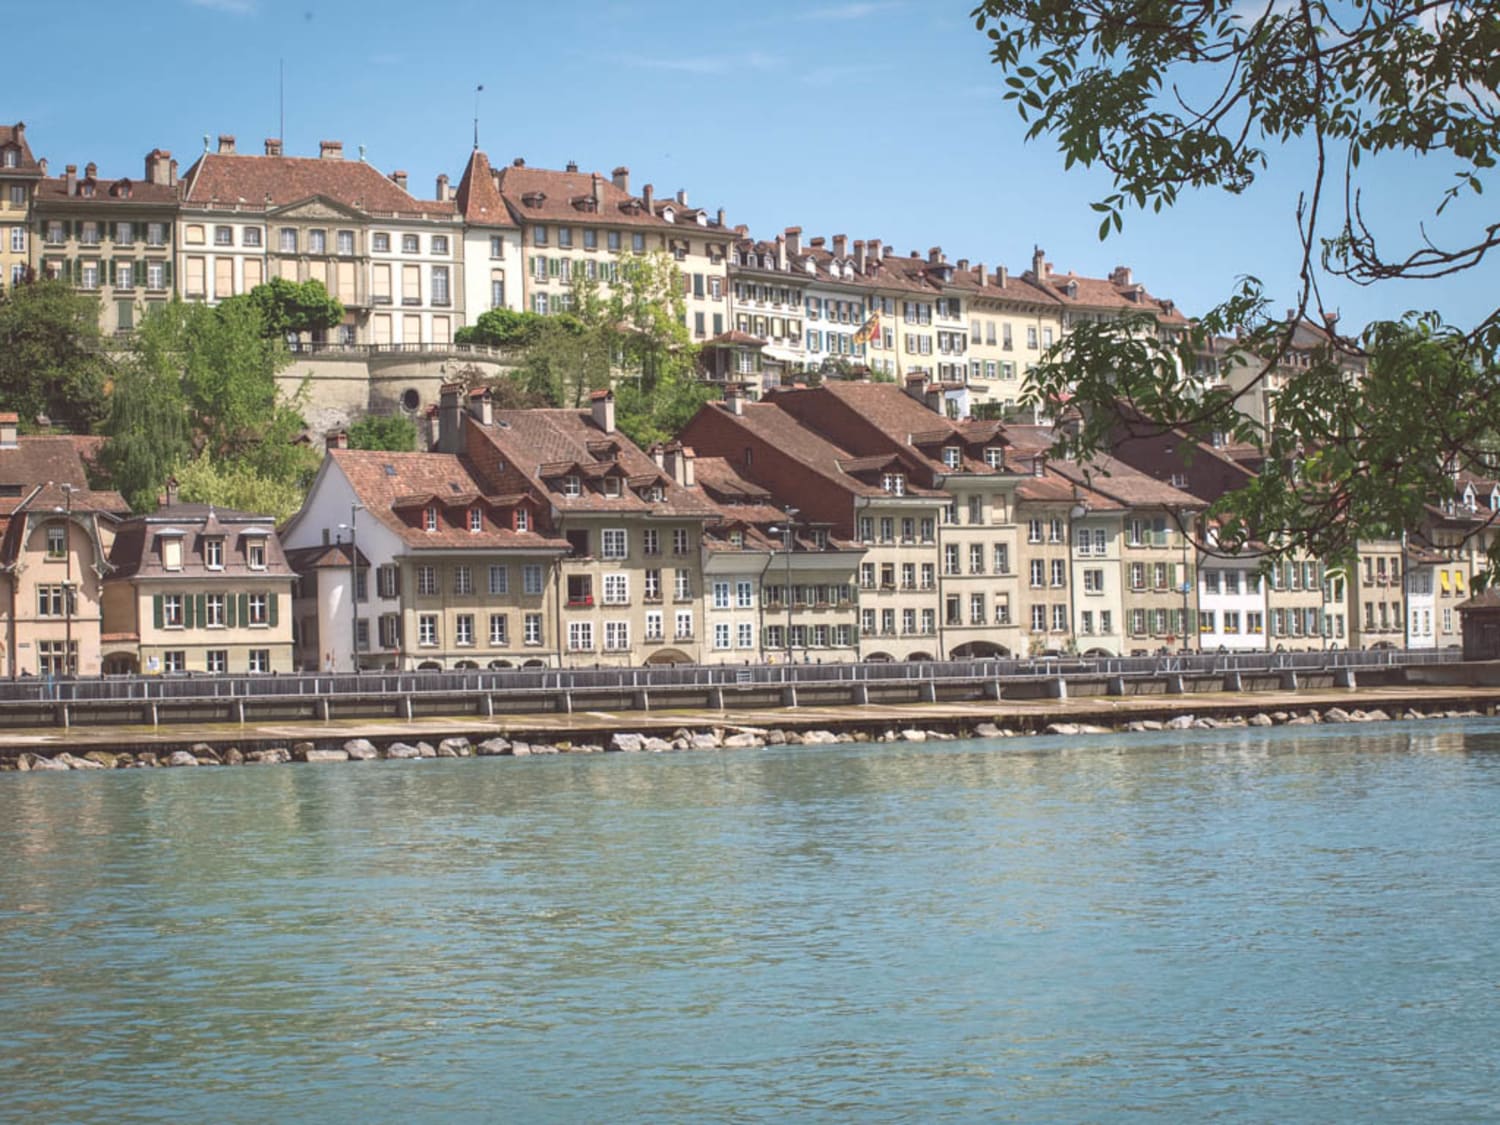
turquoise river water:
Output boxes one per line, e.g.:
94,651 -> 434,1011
2,721 -> 1499,1123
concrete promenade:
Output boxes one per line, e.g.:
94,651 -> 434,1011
3,683 -> 1497,760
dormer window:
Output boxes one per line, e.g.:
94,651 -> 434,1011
984,446 -> 1004,468
562,475 -> 581,497
882,472 -> 906,496
204,538 -> 224,569
647,485 -> 665,502
812,529 -> 829,548
1,147 -> 17,168
1033,457 -> 1045,477
160,535 -> 183,571
728,530 -> 744,547
941,447 -> 960,469
1464,486 -> 1477,511
468,506 -> 483,533
424,505 -> 439,532
246,540 -> 267,569
515,508 -> 530,531
603,477 -> 621,498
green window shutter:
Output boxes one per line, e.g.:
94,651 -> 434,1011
226,593 -> 236,627
238,593 -> 249,626
152,594 -> 163,630
1168,563 -> 1177,589
195,594 -> 206,627
164,259 -> 173,286
182,593 -> 194,629
268,592 -> 279,628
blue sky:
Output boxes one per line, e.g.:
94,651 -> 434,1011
9,0 -> 1492,332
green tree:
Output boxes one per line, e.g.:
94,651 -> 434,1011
455,307 -> 549,348
100,298 -> 315,511
514,314 -> 612,408
0,279 -> 111,432
973,0 -> 1500,566
347,412 -> 419,452
172,454 -> 309,524
608,251 -> 697,394
221,276 -> 344,340
615,368 -> 719,450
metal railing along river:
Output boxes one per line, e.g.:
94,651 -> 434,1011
0,647 -> 1461,706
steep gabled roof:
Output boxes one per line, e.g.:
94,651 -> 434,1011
454,148 -> 514,228
181,150 -> 452,217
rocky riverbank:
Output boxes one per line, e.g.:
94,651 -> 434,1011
3,702 -> 1485,772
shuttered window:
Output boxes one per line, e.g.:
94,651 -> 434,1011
185,256 -> 205,296
213,257 -> 233,298
401,264 -> 420,304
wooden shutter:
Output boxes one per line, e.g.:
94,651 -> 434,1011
401,264 -> 420,302
152,594 -> 163,630
183,593 -> 195,629
195,594 -> 206,627
238,593 -> 249,626
268,592 -> 279,628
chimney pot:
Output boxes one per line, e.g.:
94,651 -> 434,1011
319,139 -> 343,160
264,137 -> 282,156
642,183 -> 654,212
590,389 -> 616,435
325,429 -> 349,450
784,226 -> 802,256
566,159 -> 578,172
611,165 -> 630,192
997,265 -> 1007,287
512,156 -> 525,167
436,173 -> 449,201
810,236 -> 826,249
675,188 -> 687,205
84,161 -> 97,180
957,258 -> 968,271
716,207 -> 725,227
1032,246 -> 1047,280
391,169 -> 408,190
928,246 -> 942,264
217,134 -> 236,154
832,234 -> 848,258
64,164 -> 77,194
977,262 -> 987,287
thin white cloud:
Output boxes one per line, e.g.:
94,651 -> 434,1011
795,1 -> 902,21
188,0 -> 255,12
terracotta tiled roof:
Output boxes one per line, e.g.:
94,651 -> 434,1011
0,123 -> 41,175
181,151 -> 452,217
1030,264 -> 1189,325
108,505 -> 293,581
283,543 -> 368,571
478,409 -> 719,518
0,435 -> 94,493
330,449 -> 567,551
454,148 -> 514,228
32,175 -> 178,208
496,163 -> 672,230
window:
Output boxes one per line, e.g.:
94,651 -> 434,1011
161,650 -> 186,674
1030,559 -> 1045,587
603,573 -> 629,605
714,622 -> 731,650
712,581 -> 731,610
242,226 -> 262,247
402,234 -> 420,254
882,473 -> 906,496
523,565 -> 544,595
147,261 -> 166,290
1031,605 -> 1047,632
116,262 -> 134,290
80,262 -> 99,290
10,227 -> 25,254
524,613 -> 542,645
673,528 -> 691,555
488,613 -> 509,646
162,592 -> 185,629
602,528 -> 627,559
371,232 -> 391,253
247,540 -> 266,569
45,525 -> 67,559
418,614 -> 438,646
246,593 -> 269,626
36,585 -> 71,617
432,266 -> 450,305
644,611 -> 664,642
202,538 -> 224,569
993,544 -> 1010,574
417,565 -> 438,596
675,610 -> 694,639
632,232 -> 646,253
206,650 -> 227,674
1050,559 -> 1066,587
205,593 -> 225,628
674,571 -> 692,601
449,614 -> 473,646
484,565 -> 508,596
568,621 -> 594,652
1084,568 -> 1104,593
1028,518 -> 1043,544
453,565 -> 473,596
214,225 -> 233,246
736,580 -> 754,609
81,222 -> 101,246
424,506 -> 439,532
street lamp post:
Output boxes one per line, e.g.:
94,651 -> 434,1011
61,484 -> 76,676
1180,511 -> 1196,653
338,503 -> 366,672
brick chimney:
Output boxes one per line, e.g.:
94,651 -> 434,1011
390,170 -> 408,191
854,239 -> 867,273
1032,246 -> 1048,279
319,139 -> 343,160
997,265 -> 1007,287
612,165 -> 630,192
438,383 -> 463,454
217,134 -> 236,154
716,207 -> 725,228
832,234 -> 847,258
724,383 -> 746,416
84,162 -> 97,181
664,443 -> 695,487
145,149 -> 176,186
325,429 -> 349,450
642,183 -> 654,213
436,173 -> 449,201
1110,265 -> 1133,287
592,173 -> 604,209
928,246 -> 943,264
675,188 -> 688,205
784,226 -> 802,256
264,138 -> 282,156
868,238 -> 882,262
590,388 -> 615,434
64,164 -> 77,196
976,262 -> 987,287
468,386 -> 493,426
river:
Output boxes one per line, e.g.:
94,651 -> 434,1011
2,721 -> 1498,1122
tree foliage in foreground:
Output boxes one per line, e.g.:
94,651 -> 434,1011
100,299 -> 316,512
0,279 -> 111,433
347,412 -> 418,452
221,277 -> 345,340
973,0 -> 1500,568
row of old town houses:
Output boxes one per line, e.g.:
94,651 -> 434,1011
0,122 -> 1494,675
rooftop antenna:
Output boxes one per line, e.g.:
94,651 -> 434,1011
474,84 -> 484,150
279,58 -> 285,147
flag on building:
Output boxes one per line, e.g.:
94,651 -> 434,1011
854,311 -> 880,346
